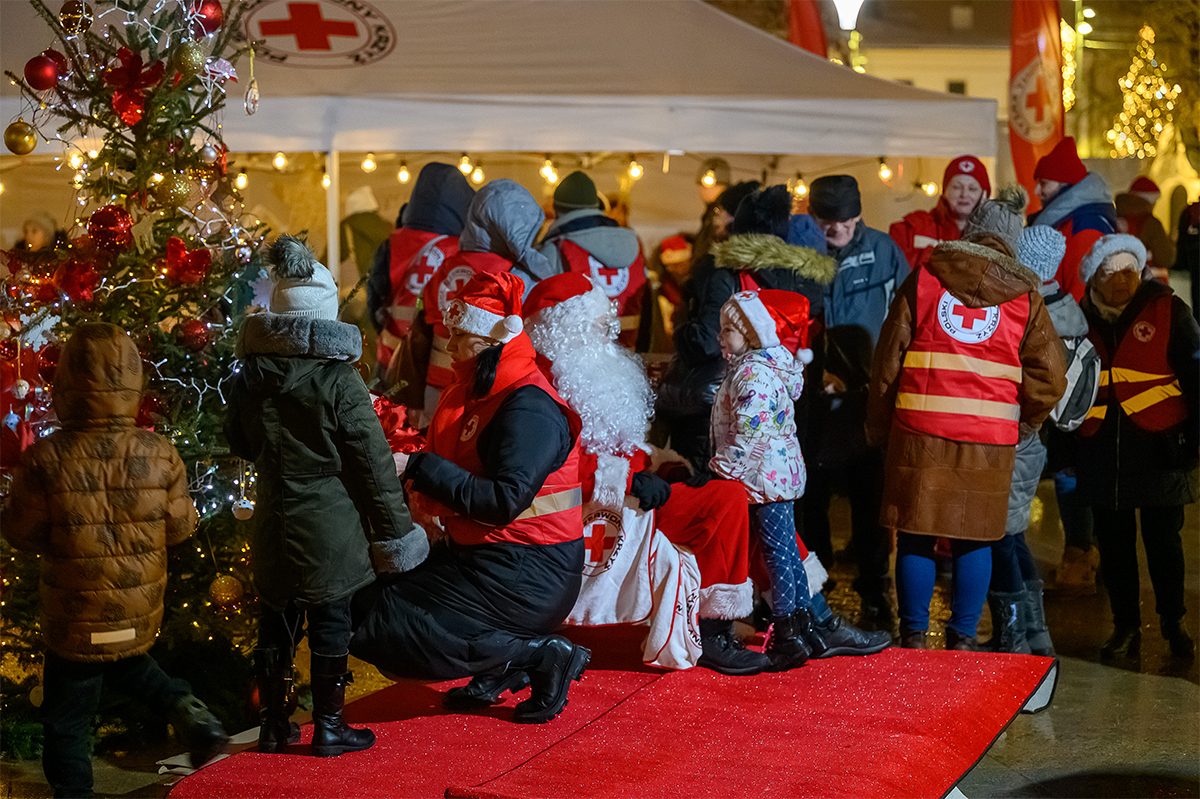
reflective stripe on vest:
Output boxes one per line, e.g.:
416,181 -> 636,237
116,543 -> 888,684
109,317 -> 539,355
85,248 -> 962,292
893,268 -> 1030,445
513,486 -> 584,521
1078,292 -> 1188,436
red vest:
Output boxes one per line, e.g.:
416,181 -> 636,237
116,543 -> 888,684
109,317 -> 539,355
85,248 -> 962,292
890,200 -> 961,270
558,239 -> 647,348
376,229 -> 459,366
421,251 -> 515,389
1078,292 -> 1188,437
894,268 -> 1031,445
429,341 -> 582,547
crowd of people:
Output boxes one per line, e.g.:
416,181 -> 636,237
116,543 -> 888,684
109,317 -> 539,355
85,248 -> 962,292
3,139 -> 1198,796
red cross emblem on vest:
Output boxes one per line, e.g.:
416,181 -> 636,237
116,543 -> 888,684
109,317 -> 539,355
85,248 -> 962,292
952,304 -> 988,329
937,290 -> 1000,344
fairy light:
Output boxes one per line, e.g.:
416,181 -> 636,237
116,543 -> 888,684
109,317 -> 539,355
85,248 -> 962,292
68,151 -> 84,169
922,181 -> 939,196
272,152 -> 287,170
878,158 -> 892,182
361,152 -> 377,172
1106,26 -> 1178,159
792,172 -> 808,197
1061,20 -> 1077,111
458,154 -> 472,174
540,157 -> 558,184
628,158 -> 643,180
471,164 -> 485,184
701,169 -> 716,187
397,161 -> 410,183
234,169 -> 248,190
321,170 -> 331,189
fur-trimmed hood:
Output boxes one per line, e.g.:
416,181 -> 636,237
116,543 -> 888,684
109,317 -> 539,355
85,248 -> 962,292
928,239 -> 1041,308
711,234 -> 837,285
236,312 -> 362,361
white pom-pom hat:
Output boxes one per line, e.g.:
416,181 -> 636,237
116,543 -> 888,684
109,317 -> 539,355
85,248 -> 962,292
442,270 -> 526,343
1079,234 -> 1147,285
724,288 -> 814,364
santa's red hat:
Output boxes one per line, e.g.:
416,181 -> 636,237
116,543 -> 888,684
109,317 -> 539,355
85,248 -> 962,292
1033,137 -> 1087,185
943,155 -> 990,197
726,289 -> 813,363
1129,176 -> 1160,195
521,271 -> 613,328
443,271 -> 526,343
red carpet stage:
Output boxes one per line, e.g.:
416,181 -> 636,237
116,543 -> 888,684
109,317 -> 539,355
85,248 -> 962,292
170,629 -> 1057,799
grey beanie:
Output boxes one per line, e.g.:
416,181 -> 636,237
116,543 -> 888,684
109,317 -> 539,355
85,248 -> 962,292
1016,226 -> 1067,283
266,234 -> 340,320
962,185 -> 1028,253
1079,234 -> 1146,285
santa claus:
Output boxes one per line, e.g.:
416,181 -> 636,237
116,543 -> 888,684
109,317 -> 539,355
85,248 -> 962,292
523,272 -> 770,675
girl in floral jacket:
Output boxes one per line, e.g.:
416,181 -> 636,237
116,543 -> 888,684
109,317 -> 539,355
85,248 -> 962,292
710,290 -> 889,669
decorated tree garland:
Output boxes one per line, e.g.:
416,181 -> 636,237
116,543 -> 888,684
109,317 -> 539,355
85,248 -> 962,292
1,0 -> 266,753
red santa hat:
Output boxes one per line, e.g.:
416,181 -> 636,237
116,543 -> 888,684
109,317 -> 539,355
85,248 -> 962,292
1129,176 -> 1160,195
443,271 -> 526,343
942,155 -> 991,197
1033,137 -> 1088,185
521,272 -> 612,327
726,289 -> 813,364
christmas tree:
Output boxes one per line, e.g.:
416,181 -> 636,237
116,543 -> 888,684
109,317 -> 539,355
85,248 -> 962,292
1105,24 -> 1182,159
2,0 -> 265,754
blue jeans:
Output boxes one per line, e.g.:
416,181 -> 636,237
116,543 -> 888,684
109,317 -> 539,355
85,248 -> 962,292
896,534 -> 991,637
990,532 -> 1039,593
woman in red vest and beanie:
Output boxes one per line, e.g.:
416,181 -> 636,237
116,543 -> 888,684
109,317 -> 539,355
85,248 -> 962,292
889,155 -> 990,270
1074,234 -> 1199,659
867,198 -> 1066,650
351,271 -> 590,724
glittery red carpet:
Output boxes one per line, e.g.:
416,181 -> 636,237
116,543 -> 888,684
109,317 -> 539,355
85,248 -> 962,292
169,627 -> 1056,799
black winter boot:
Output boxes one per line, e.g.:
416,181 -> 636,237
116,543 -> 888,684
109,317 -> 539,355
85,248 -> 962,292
1161,618 -> 1194,658
169,695 -> 229,769
944,629 -> 979,651
900,629 -> 927,649
697,618 -> 770,676
983,591 -> 1031,654
512,636 -> 590,724
253,648 -> 301,753
443,668 -> 532,710
763,614 -> 811,671
310,653 -> 375,757
1022,580 -> 1055,657
1100,624 -> 1141,659
794,606 -> 891,658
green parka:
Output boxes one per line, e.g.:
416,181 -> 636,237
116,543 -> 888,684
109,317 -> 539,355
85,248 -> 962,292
225,313 -> 426,610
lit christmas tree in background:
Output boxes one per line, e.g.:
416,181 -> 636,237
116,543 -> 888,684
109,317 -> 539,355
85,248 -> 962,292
1105,25 -> 1182,159
1,0 -> 267,754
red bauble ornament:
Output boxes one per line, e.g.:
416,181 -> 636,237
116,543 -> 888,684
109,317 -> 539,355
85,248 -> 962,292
53,259 -> 101,302
0,340 -> 17,361
165,237 -> 211,284
175,319 -> 209,351
24,55 -> 59,91
43,49 -> 69,77
39,344 -> 61,384
190,0 -> 224,37
87,205 -> 133,250
136,393 -> 164,427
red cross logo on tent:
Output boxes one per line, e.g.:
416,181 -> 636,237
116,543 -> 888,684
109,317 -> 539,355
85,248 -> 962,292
259,2 -> 358,51
1025,75 -> 1051,123
951,304 -> 988,330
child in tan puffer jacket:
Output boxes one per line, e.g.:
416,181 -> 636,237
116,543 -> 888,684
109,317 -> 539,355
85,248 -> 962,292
1,322 -> 227,799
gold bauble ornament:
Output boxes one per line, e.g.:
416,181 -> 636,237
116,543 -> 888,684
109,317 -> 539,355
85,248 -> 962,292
59,0 -> 94,35
232,498 -> 255,520
4,119 -> 37,156
155,173 -> 192,207
208,574 -> 244,605
173,40 -> 206,80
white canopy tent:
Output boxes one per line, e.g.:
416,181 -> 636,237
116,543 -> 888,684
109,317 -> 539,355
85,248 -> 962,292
1,0 -> 998,263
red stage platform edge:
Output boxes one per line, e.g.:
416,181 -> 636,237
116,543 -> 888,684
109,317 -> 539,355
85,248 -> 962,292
169,636 -> 1055,799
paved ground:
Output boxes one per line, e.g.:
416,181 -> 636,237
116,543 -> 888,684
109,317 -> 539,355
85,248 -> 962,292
3,482 -> 1197,798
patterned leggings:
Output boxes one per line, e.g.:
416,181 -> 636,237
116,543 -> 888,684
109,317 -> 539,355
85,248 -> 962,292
750,501 -> 812,617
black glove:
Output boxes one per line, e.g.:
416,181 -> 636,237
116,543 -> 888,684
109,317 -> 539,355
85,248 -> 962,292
629,471 -> 672,511
681,469 -> 714,489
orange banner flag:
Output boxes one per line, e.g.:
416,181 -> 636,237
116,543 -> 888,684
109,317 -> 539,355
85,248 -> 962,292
788,0 -> 828,58
1008,0 -> 1065,211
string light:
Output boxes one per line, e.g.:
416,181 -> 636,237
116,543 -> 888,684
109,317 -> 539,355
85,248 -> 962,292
922,181 -> 939,196
361,152 -> 377,172
397,161 -> 410,183
1106,26 -> 1178,159
540,157 -> 558,184
878,158 -> 892,182
151,173 -> 164,183
458,154 -> 472,174
234,169 -> 248,190
1061,20 -> 1077,110
471,164 -> 485,184
792,172 -> 808,197
68,151 -> 84,169
701,169 -> 717,187
321,170 -> 331,189
272,152 -> 287,170
628,158 -> 643,180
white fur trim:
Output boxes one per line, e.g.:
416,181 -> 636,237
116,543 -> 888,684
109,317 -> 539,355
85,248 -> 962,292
698,580 -> 754,620
370,528 -> 430,574
444,300 -> 521,343
593,453 -> 631,509
796,348 -> 813,365
729,291 -> 778,349
803,552 -> 828,598
1078,234 -> 1146,285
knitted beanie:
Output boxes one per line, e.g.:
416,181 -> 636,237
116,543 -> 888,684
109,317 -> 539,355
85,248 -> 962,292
808,175 -> 862,222
1079,234 -> 1147,284
554,171 -> 601,213
961,185 -> 1028,253
1034,137 -> 1087,185
266,235 -> 339,320
716,181 -> 760,217
943,155 -> 990,197
1016,226 -> 1067,283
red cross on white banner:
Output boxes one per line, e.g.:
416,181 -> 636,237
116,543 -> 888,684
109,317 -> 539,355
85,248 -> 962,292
259,2 -> 358,51
585,518 -> 617,563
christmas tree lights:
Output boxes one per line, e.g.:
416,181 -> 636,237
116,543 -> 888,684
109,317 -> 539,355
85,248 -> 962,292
1105,25 -> 1181,159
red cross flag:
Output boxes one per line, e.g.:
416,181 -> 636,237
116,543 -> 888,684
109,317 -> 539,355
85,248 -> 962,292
1008,0 -> 1064,211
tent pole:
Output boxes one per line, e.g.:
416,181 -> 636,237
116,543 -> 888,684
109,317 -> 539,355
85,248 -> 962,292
326,149 -> 340,281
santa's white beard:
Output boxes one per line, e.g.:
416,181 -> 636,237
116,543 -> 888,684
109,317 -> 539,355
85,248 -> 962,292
548,340 -> 653,460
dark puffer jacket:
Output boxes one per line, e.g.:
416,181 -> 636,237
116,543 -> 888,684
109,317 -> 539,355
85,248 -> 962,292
225,313 -> 427,611
1,323 -> 197,662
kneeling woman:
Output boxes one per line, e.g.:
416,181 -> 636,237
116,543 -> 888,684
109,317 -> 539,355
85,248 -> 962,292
351,272 -> 589,724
